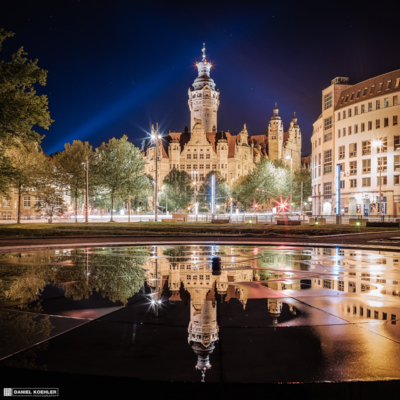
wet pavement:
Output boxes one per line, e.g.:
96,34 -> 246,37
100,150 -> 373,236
1,244 -> 400,388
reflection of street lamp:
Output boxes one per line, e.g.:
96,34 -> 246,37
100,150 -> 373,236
372,139 -> 383,215
149,124 -> 163,222
286,151 -> 293,213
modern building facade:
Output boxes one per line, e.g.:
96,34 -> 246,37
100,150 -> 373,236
143,45 -> 303,194
312,70 -> 400,215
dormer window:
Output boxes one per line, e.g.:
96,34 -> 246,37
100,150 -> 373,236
350,92 -> 355,101
370,85 -> 375,94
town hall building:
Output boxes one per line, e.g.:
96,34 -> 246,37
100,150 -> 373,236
143,44 -> 303,190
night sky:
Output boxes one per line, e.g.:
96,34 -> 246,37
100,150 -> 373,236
1,0 -> 399,156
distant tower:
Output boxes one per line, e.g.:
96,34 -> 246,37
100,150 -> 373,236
268,103 -> 284,161
188,43 -> 220,132
285,112 -> 302,170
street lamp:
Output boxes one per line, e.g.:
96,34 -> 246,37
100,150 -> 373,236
230,173 -> 234,215
149,123 -> 163,222
286,151 -> 293,214
81,156 -> 89,223
191,171 -> 198,215
372,139 -> 383,216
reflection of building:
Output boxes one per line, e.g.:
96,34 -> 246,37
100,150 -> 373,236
311,248 -> 400,297
142,45 -> 304,193
312,71 -> 400,215
267,299 -> 283,324
188,300 -> 218,376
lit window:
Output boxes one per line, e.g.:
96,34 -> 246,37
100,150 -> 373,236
361,104 -> 365,113
348,126 -> 352,135
339,146 -> 345,160
376,100 -> 380,110
395,136 -> 400,150
355,106 -> 358,115
377,176 -> 387,186
362,158 -> 371,173
324,150 -> 332,174
384,98 -> 389,107
349,143 -> 357,157
394,96 -> 398,106
350,179 -> 357,188
368,102 -> 372,111
376,137 -> 387,153
350,161 -> 357,175
324,116 -> 332,130
362,177 -> 371,187
395,155 -> 400,171
324,92 -> 332,110
394,176 -> 400,186
377,157 -> 387,173
23,196 -> 31,208
348,109 -> 352,117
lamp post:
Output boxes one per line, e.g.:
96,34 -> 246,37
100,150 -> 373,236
286,150 -> 293,213
230,173 -> 234,215
149,123 -> 162,222
191,171 -> 198,215
81,156 -> 89,223
372,139 -> 383,216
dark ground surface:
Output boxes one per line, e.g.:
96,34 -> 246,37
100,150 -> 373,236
0,230 -> 400,252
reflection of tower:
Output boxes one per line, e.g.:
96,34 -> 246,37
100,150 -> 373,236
267,299 -> 283,324
288,304 -> 297,315
188,300 -> 219,381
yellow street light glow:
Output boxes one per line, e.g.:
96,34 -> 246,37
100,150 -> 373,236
372,139 -> 383,147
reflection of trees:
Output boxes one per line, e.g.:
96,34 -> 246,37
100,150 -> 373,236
257,252 -> 311,280
163,246 -> 190,267
0,247 -> 149,307
57,253 -> 147,304
0,311 -> 52,366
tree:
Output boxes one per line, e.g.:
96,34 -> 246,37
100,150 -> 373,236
6,142 -> 48,223
34,186 -> 68,223
0,29 -> 53,146
0,146 -> 14,197
94,135 -> 147,222
53,140 -> 94,223
234,159 -> 290,210
198,171 -> 230,210
161,169 -> 193,212
292,166 -> 312,207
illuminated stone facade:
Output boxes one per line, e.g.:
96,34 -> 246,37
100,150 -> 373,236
143,45 -> 304,194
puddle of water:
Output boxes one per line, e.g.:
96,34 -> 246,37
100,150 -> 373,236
0,245 -> 399,383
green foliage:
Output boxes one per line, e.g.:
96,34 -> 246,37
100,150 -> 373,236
94,135 -> 147,221
0,146 -> 14,197
161,168 -> 193,212
0,29 -> 53,145
53,140 -> 94,222
233,159 -> 290,209
34,186 -> 68,223
6,142 -> 49,223
198,171 -> 230,209
292,166 -> 312,206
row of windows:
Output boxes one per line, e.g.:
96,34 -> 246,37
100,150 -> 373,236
336,117 -> 398,139
171,163 -> 228,170
338,96 -> 398,119
340,176 -> 399,188
337,156 -> 400,174
339,80 -> 400,106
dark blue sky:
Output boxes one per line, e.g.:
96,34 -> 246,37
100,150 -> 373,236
1,0 -> 399,156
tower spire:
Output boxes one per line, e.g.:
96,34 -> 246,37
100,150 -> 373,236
202,43 -> 206,62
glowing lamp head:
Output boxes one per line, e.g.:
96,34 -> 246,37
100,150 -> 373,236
286,155 -> 291,160
372,139 -> 383,147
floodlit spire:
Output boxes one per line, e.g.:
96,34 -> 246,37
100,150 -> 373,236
202,43 -> 206,62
